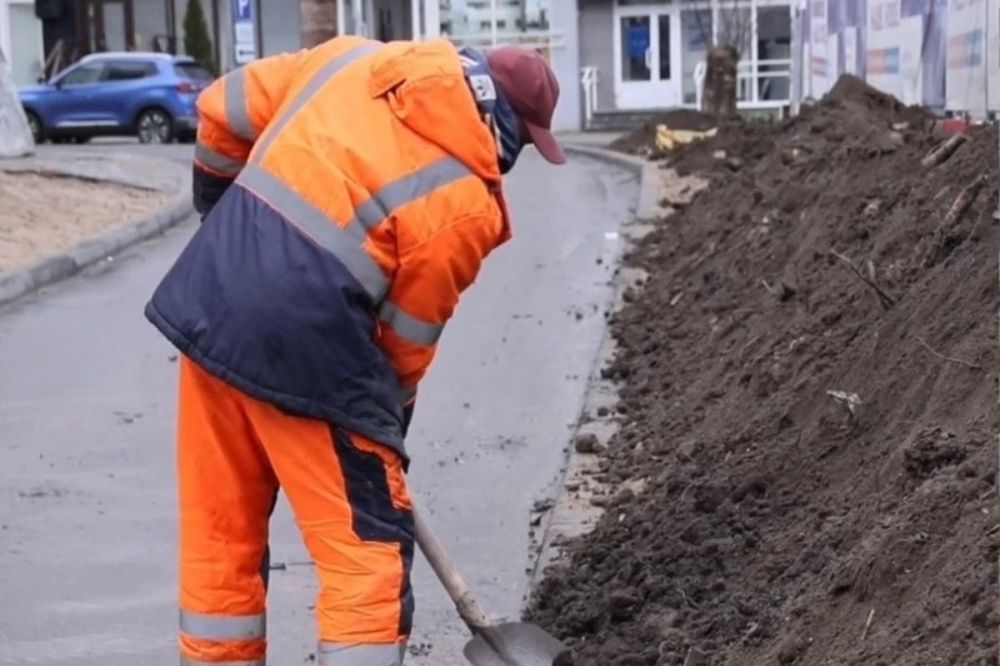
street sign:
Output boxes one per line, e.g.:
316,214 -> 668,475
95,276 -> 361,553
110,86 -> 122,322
235,0 -> 252,21
232,0 -> 257,65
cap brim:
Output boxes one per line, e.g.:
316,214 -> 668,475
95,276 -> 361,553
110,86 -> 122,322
525,122 -> 567,165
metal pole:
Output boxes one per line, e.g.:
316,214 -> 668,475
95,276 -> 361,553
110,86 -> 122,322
352,0 -> 363,35
490,0 -> 498,47
425,0 -> 440,38
411,0 -> 421,39
337,0 -> 346,36
789,1 -> 801,115
710,0 -> 719,47
750,0 -> 758,104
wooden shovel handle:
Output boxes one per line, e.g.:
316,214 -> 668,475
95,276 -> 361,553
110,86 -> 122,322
412,504 -> 491,632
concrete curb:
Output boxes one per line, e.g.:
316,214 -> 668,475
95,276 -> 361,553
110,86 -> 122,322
565,143 -> 669,222
528,144 -> 661,590
0,171 -> 193,307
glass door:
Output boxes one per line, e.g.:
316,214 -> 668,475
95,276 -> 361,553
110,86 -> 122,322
613,4 -> 682,110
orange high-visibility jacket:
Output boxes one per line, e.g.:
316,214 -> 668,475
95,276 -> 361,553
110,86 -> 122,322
146,37 -> 510,458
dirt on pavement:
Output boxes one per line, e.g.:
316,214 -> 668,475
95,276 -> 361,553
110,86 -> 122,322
528,76 -> 998,665
611,109 -> 719,157
0,171 -> 166,273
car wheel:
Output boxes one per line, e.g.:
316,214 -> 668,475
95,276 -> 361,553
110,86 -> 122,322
72,136 -> 91,144
136,108 -> 174,144
24,111 -> 43,144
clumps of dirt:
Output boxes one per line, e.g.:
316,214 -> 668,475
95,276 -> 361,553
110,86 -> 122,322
611,109 -> 719,157
527,75 -> 998,665
617,75 -> 937,178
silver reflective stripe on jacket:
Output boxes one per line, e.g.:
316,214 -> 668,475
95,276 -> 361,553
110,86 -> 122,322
378,301 -> 444,346
239,150 -> 475,306
239,165 -> 391,303
225,66 -> 257,142
179,610 -> 266,640
353,157 -> 472,232
195,142 -> 245,177
317,641 -> 406,666
251,42 -> 382,163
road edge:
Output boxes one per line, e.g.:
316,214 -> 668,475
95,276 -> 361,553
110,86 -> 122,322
0,171 -> 193,307
562,144 -> 667,222
526,145 -> 661,590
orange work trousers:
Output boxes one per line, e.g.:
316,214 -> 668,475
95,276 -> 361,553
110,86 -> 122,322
176,357 -> 414,665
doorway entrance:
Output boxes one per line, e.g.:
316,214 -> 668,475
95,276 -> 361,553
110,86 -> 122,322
613,3 -> 682,109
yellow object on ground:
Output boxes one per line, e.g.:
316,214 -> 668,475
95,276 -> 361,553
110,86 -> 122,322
655,125 -> 718,152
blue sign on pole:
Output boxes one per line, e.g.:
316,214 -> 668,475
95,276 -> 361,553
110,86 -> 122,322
232,0 -> 256,65
234,0 -> 252,22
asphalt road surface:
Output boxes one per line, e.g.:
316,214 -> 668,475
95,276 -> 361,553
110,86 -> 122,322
0,147 -> 637,664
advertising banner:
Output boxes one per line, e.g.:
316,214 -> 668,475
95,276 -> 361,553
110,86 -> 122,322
898,14 -> 924,104
987,0 -> 1000,109
867,0 -> 902,98
945,0 -> 987,113
810,0 -> 833,96
843,26 -> 859,75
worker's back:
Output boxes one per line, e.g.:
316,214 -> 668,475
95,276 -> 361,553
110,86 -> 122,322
146,37 -> 508,457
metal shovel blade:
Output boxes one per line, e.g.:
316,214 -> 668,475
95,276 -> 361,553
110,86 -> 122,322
463,622 -> 573,666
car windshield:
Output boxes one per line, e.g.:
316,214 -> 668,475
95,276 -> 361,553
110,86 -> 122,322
174,63 -> 214,81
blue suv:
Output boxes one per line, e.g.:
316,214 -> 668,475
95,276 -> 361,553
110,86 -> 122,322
19,52 -> 214,144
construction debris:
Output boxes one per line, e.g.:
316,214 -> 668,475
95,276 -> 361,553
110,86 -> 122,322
528,75 -> 997,666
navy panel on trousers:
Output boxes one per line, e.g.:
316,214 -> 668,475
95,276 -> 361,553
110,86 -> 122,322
332,426 -> 415,637
145,183 -> 407,456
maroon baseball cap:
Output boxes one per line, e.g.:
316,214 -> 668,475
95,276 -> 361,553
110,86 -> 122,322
487,47 -> 567,165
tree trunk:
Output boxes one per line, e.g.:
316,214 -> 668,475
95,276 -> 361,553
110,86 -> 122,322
702,45 -> 739,119
300,0 -> 339,48
0,48 -> 33,157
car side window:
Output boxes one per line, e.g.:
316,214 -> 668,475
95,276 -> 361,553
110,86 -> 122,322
59,63 -> 105,86
103,61 -> 158,82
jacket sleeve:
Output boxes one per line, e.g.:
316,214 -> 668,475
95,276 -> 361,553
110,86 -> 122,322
192,51 -> 306,217
376,212 -> 505,413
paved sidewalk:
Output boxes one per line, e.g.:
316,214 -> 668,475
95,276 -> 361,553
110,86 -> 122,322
0,148 -> 192,305
0,148 -> 187,192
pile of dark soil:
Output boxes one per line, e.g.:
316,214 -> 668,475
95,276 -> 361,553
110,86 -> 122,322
529,75 -> 998,665
610,109 -> 719,156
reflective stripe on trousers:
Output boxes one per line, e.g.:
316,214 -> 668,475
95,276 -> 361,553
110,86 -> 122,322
317,641 -> 406,666
180,658 -> 266,666
180,610 -> 266,640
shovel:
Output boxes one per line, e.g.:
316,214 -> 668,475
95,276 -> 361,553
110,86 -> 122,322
413,506 -> 573,666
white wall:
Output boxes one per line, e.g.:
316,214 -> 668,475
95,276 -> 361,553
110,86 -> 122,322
259,0 -> 302,55
550,0 -> 580,131
0,0 -> 43,87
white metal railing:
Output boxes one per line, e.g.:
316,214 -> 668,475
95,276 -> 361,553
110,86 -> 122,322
581,65 -> 599,129
693,57 -> 792,111
738,58 -> 792,108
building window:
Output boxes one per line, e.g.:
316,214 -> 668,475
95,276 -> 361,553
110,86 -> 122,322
438,0 -> 550,47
